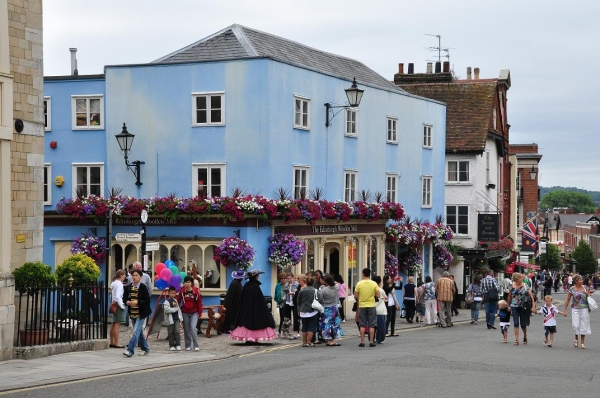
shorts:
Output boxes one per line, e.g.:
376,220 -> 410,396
301,313 -> 319,333
500,323 -> 510,334
544,325 -> 557,335
358,307 -> 377,327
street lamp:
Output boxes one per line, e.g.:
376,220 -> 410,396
324,77 -> 365,127
115,123 -> 145,186
529,165 -> 538,180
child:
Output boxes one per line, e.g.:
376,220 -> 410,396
536,295 -> 566,347
163,287 -> 183,351
496,300 -> 511,343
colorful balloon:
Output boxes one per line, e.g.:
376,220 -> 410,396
160,268 -> 172,281
169,265 -> 178,275
155,263 -> 166,274
169,274 -> 182,288
164,259 -> 175,268
155,279 -> 168,290
179,271 -> 187,279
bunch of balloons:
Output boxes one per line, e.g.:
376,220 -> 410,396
154,260 -> 186,290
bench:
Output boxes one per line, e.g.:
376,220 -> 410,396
197,305 -> 226,338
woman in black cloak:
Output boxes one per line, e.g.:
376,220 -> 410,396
220,269 -> 245,333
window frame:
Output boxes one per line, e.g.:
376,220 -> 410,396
191,91 -> 225,126
191,163 -> 226,198
423,124 -> 432,149
293,95 -> 310,130
386,117 -> 398,143
43,163 -> 52,205
386,173 -> 398,203
72,163 -> 104,198
44,96 -> 51,131
447,160 -> 470,183
446,205 -> 469,235
344,170 -> 357,202
345,108 -> 358,137
421,175 -> 432,208
292,165 -> 310,200
71,95 -> 104,130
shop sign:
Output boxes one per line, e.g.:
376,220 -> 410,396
477,214 -> 499,242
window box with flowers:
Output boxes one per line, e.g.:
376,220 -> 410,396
213,236 -> 256,270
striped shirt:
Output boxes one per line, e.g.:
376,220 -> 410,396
129,285 -> 139,319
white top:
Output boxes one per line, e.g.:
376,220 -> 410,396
376,288 -> 387,315
387,290 -> 396,306
110,279 -> 125,309
539,304 -> 560,327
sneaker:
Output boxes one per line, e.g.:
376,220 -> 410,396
293,334 -> 300,339
123,350 -> 133,358
194,347 -> 200,351
138,351 -> 149,356
342,320 -> 346,323
175,346 -> 181,351
185,347 -> 191,351
170,347 -> 176,351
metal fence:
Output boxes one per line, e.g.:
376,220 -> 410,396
15,283 -> 108,347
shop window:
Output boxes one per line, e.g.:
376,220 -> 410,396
347,237 -> 360,294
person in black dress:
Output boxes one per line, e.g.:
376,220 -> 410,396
220,269 -> 245,333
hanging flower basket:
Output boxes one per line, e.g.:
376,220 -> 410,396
432,244 -> 454,270
70,233 -> 106,264
213,236 -> 255,270
384,250 -> 399,278
268,233 -> 306,268
398,246 -> 423,274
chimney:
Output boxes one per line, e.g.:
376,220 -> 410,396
474,67 -> 480,80
426,62 -> 433,73
443,61 -> 450,73
398,63 -> 404,74
69,48 -> 78,75
408,63 -> 414,74
435,61 -> 441,73
466,66 -> 472,80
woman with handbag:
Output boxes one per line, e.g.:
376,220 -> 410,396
109,270 -> 126,348
296,274 -> 319,347
564,274 -> 595,349
318,274 -> 343,346
383,274 -> 400,336
467,275 -> 483,325
507,272 -> 536,345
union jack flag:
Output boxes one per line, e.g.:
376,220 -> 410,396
521,216 -> 539,261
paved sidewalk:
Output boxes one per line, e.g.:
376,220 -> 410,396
0,309 -> 473,393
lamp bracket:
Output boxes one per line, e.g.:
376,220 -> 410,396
325,102 -> 351,127
124,157 -> 145,187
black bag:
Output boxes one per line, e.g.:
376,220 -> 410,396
521,291 -> 532,312
486,286 -> 499,301
352,301 -> 358,312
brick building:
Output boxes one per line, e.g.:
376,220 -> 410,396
0,0 -> 44,360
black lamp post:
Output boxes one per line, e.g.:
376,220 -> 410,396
115,123 -> 145,186
325,77 -> 365,127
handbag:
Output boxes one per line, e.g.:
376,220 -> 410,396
312,290 -> 324,313
465,288 -> 475,305
588,295 -> 598,311
351,301 -> 358,312
399,305 -> 406,319
109,301 -> 118,314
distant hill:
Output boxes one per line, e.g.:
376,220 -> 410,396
540,186 -> 600,207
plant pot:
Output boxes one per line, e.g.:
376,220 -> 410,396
19,329 -> 49,346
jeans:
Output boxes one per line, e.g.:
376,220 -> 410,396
127,317 -> 150,354
386,305 -> 397,335
182,312 -> 200,349
470,301 -> 481,322
485,300 -> 498,326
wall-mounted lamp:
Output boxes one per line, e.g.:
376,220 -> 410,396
14,119 -> 24,133
115,123 -> 145,186
529,165 -> 538,180
324,77 -> 365,127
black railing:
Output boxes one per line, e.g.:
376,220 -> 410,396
15,282 -> 108,347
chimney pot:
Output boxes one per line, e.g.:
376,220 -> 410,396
408,63 -> 414,74
435,61 -> 441,73
69,48 -> 78,75
467,67 -> 472,80
443,61 -> 450,73
474,67 -> 480,80
398,63 -> 404,74
426,62 -> 433,74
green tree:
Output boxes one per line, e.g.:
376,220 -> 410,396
540,190 -> 597,213
540,243 -> 562,271
572,240 -> 597,275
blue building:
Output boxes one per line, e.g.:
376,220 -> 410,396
43,25 -> 446,308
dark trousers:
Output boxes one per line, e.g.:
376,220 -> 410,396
376,314 -> 386,343
339,298 -> 345,321
403,299 -> 416,321
386,305 -> 397,335
167,320 -> 181,347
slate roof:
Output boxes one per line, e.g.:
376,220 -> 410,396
153,24 -> 404,94
557,214 -> 600,228
397,80 -> 498,153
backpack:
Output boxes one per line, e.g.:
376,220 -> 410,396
485,284 -> 499,301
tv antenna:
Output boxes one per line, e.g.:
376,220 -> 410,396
425,33 -> 451,64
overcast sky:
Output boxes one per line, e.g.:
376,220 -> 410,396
43,0 -> 600,191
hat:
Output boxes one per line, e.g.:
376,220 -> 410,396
231,269 -> 246,279
245,269 -> 265,279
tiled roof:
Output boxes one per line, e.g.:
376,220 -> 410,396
153,24 -> 404,93
397,80 -> 497,153
558,214 -> 600,228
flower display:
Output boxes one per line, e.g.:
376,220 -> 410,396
484,237 -> 514,252
268,233 -> 306,267
386,220 -> 453,248
54,195 -> 405,225
398,247 -> 423,274
384,250 -> 399,278
213,236 -> 255,270
70,233 -> 107,264
433,244 -> 454,270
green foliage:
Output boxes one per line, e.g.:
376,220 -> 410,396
12,261 -> 56,294
540,244 -> 563,271
56,254 -> 101,286
541,186 -> 600,208
572,240 -> 598,275
540,189 -> 597,213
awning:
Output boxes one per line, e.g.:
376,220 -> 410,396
512,261 -> 540,271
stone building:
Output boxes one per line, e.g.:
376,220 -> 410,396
0,0 -> 44,360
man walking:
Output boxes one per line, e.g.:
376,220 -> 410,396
123,269 -> 151,357
354,268 -> 380,347
435,271 -> 455,328
481,269 -> 501,329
